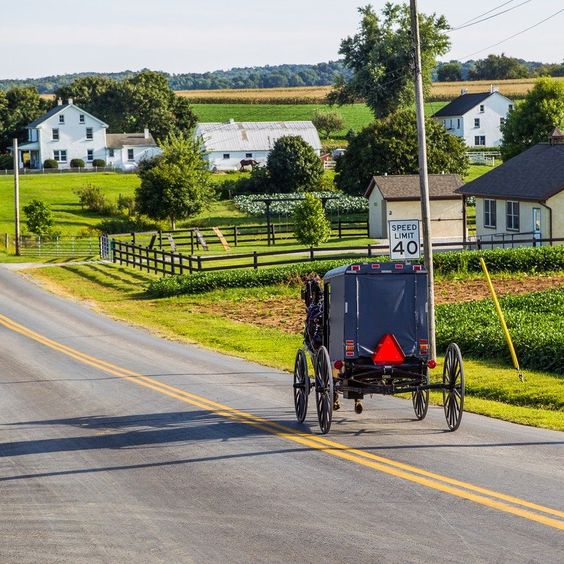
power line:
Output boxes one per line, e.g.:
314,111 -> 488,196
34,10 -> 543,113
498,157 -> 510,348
454,0 -> 520,28
457,8 -> 564,61
451,0 -> 533,31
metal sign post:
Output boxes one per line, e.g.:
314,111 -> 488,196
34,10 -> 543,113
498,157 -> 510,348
410,0 -> 436,360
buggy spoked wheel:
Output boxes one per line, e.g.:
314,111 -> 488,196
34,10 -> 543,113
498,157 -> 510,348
412,389 -> 429,420
293,349 -> 310,423
314,346 -> 333,434
443,343 -> 465,431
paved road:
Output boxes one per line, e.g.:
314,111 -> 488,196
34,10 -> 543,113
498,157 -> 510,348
0,267 -> 562,563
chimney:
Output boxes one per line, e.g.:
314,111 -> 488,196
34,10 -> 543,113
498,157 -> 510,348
144,128 -> 150,139
228,118 -> 235,124
460,88 -> 468,96
57,97 -> 63,106
490,84 -> 499,94
549,128 -> 564,145
68,97 -> 74,105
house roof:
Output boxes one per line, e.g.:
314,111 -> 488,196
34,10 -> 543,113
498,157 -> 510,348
106,132 -> 157,149
365,174 -> 463,201
195,121 -> 322,152
27,103 -> 108,128
433,92 -> 496,118
456,143 -> 564,201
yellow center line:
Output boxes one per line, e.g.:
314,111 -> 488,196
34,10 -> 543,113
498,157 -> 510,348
1,312 -> 563,531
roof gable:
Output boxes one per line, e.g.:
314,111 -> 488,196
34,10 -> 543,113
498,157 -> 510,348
433,91 -> 508,118
457,143 -> 564,201
27,103 -> 108,128
365,174 -> 463,200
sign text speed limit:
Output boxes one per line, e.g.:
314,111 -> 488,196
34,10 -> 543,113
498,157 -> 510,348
388,219 -> 421,260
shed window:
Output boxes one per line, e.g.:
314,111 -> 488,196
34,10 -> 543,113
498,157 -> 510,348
52,128 -> 59,141
223,153 -> 230,159
127,148 -> 134,161
506,201 -> 520,231
87,149 -> 94,161
474,118 -> 480,127
245,153 -> 253,158
59,114 -> 65,124
484,199 -> 496,228
86,127 -> 93,140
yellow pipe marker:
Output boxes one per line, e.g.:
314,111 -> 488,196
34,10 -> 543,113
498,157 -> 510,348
479,257 -> 524,382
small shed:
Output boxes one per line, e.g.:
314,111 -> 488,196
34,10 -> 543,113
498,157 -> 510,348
365,174 -> 464,239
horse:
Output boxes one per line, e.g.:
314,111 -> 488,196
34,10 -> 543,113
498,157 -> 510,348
239,159 -> 259,171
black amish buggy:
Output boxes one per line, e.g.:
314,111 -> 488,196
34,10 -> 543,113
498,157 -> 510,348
293,262 -> 464,434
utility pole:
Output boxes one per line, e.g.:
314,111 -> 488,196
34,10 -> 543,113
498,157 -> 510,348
410,0 -> 436,359
13,138 -> 21,256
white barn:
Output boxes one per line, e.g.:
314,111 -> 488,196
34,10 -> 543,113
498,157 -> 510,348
195,120 -> 322,171
18,98 -> 160,170
433,89 -> 513,147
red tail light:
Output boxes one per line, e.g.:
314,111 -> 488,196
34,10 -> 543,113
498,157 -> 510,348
372,334 -> 405,365
428,359 -> 437,369
334,360 -> 343,370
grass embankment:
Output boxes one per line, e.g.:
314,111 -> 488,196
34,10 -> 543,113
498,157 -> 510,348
27,262 -> 564,431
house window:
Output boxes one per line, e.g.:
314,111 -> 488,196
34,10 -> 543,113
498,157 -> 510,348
474,118 -> 480,127
86,127 -> 93,140
479,104 -> 485,112
508,104 -> 513,111
506,201 -> 520,231
474,136 -> 486,146
79,114 -> 85,124
52,128 -> 59,141
53,150 -> 67,162
500,117 -> 506,126
245,153 -> 253,158
457,118 -> 461,129
484,199 -> 496,228
223,153 -> 230,159
127,148 -> 134,161
59,114 -> 65,124
87,149 -> 94,161
108,148 -> 114,158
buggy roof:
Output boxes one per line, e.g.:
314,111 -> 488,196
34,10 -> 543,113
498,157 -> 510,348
324,262 -> 425,281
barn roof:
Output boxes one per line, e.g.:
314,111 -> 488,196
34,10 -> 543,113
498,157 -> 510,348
195,120 -> 322,152
365,174 -> 463,201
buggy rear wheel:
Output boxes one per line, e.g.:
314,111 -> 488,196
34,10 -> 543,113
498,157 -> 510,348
314,346 -> 333,434
293,349 -> 309,423
443,343 -> 465,431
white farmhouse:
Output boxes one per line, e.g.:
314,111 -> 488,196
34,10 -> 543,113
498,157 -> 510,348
195,120 -> 322,171
433,88 -> 514,147
18,98 -> 160,170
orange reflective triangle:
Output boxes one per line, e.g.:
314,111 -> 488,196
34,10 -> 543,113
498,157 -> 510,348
372,334 -> 405,364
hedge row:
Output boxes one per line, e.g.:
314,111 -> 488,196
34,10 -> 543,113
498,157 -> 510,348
147,246 -> 564,297
436,288 -> 564,376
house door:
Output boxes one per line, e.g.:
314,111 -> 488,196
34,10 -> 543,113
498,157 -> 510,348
532,208 -> 541,245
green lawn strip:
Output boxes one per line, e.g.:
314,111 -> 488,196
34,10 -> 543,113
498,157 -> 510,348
26,263 -> 564,431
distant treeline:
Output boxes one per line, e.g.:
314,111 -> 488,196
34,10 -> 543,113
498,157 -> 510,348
1,56 -> 562,93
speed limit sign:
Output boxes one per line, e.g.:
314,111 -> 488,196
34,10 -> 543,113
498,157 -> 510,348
388,219 -> 421,260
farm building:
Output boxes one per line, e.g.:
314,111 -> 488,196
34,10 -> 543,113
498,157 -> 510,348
195,120 -> 322,171
433,88 -> 513,147
456,130 -> 564,246
365,174 -> 464,240
17,98 -> 160,170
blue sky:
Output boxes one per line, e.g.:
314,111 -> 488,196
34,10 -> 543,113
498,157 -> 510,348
0,1 -> 561,79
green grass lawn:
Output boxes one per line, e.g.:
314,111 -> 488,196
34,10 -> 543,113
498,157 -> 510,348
27,262 -> 564,431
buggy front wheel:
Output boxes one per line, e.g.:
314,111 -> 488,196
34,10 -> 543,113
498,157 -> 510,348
443,343 -> 465,431
412,389 -> 429,420
293,349 -> 310,423
314,346 -> 334,434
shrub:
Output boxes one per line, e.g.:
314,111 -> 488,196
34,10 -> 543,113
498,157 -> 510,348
293,194 -> 331,246
92,159 -> 106,167
117,193 -> 136,216
43,159 -> 58,169
74,183 -> 109,213
70,158 -> 85,168
0,153 -> 13,169
22,199 -> 54,236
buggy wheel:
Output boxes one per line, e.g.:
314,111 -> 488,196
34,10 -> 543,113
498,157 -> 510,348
443,343 -> 465,431
314,346 -> 334,434
293,349 -> 309,423
412,368 -> 429,420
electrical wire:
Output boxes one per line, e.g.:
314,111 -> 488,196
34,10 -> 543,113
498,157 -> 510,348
451,0 -> 533,31
456,8 -> 564,61
453,0 -> 520,28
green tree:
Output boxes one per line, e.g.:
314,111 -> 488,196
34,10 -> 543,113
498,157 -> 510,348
135,133 -> 213,229
328,3 -> 450,118
293,194 -> 331,247
267,136 -> 324,193
436,61 -> 462,82
311,109 -> 345,138
335,108 -> 468,195
23,200 -> 54,236
468,54 -> 529,80
500,77 -> 564,161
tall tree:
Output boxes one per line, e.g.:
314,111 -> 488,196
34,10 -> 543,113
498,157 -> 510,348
328,3 -> 450,118
293,194 -> 331,247
469,54 -> 529,81
311,109 -> 345,139
135,133 -> 212,230
436,61 -> 462,82
335,108 -> 468,195
501,77 -> 564,161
